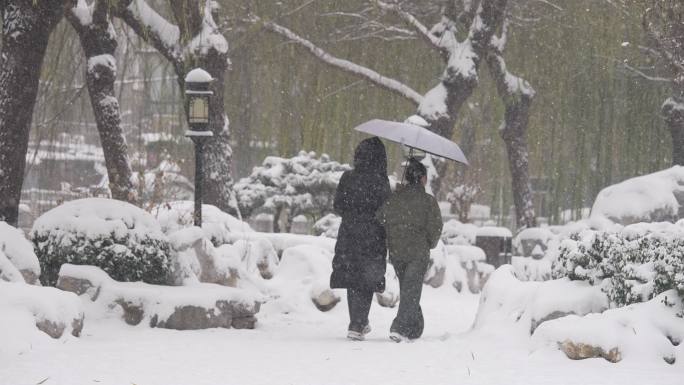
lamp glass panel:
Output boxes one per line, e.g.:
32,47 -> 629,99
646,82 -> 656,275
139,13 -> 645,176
189,97 -> 209,124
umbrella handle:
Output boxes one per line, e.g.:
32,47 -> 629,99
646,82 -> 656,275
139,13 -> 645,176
400,147 -> 415,185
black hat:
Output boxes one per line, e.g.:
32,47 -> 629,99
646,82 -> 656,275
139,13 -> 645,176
405,157 -> 427,185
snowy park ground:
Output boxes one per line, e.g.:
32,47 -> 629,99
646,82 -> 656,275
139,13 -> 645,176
2,285 -> 682,385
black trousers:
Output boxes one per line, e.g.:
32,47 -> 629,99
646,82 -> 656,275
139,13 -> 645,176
390,258 -> 428,339
347,287 -> 374,332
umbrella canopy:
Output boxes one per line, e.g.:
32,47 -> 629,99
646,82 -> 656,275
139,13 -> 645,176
353,119 -> 469,165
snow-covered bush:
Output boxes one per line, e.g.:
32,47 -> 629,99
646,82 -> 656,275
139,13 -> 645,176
234,151 -> 350,232
441,219 -> 478,245
152,201 -> 252,245
31,198 -> 172,286
446,182 -> 480,223
133,159 -> 194,207
552,221 -> 684,307
0,222 -> 41,284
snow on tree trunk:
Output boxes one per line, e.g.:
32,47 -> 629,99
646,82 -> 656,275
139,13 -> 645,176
0,1 -> 65,226
486,51 -> 537,230
67,1 -> 137,203
662,96 -> 684,166
115,0 -> 234,213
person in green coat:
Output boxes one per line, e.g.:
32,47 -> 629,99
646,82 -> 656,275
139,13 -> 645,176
376,157 -> 443,342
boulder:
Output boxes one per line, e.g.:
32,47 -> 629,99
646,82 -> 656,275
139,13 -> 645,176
232,238 -> 279,280
168,227 -> 241,286
311,283 -> 340,312
57,264 -> 262,330
0,221 -> 41,284
532,290 -> 684,364
0,281 -> 84,339
559,340 -> 621,363
514,227 -> 554,259
473,266 -> 608,335
376,266 -> 400,308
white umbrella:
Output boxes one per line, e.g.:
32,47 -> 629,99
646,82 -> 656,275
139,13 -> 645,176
353,118 -> 469,165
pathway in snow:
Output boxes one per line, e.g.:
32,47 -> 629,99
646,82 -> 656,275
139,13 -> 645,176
1,287 -> 681,385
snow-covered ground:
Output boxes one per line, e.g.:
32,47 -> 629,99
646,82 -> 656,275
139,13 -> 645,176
2,285 -> 681,385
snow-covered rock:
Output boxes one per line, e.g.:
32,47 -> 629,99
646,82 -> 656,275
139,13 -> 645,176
376,266 -> 400,307
231,238 -> 279,280
268,245 -> 340,313
0,280 -> 84,354
57,264 -> 262,330
0,221 -> 40,284
532,290 -> 684,364
152,201 -> 253,245
474,266 -> 609,335
514,227 -> 554,259
590,166 -> 684,225
31,198 -> 172,286
225,232 -> 336,255
511,256 -> 552,282
312,213 -> 341,238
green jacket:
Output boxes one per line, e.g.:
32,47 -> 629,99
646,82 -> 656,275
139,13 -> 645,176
376,184 -> 443,263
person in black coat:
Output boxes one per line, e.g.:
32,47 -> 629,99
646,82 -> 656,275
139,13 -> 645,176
330,137 -> 391,341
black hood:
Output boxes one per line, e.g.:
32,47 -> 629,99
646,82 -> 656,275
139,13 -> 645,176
353,137 -> 387,175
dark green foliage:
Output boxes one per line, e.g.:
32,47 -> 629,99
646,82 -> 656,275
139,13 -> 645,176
553,227 -> 684,307
33,229 -> 172,287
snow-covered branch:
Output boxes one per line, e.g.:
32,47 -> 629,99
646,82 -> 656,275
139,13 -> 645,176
375,0 -> 447,55
113,0 -> 183,69
263,21 -> 423,106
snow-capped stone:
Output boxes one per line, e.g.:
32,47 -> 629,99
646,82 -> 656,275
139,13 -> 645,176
57,264 -> 261,330
0,221 -> 40,284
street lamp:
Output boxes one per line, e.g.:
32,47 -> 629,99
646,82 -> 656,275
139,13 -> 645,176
184,68 -> 214,227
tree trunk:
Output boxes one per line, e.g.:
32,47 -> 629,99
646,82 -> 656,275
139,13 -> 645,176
0,1 -> 64,226
500,105 -> 537,230
67,2 -> 136,203
486,52 -> 537,230
663,96 -> 684,166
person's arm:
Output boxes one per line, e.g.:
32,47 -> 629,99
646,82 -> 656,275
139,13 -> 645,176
426,197 -> 443,249
333,171 -> 351,216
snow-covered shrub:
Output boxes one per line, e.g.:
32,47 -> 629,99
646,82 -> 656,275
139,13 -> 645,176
234,151 -> 350,232
0,222 -> 41,284
312,213 -> 341,238
552,222 -> 684,307
133,159 -> 194,207
446,182 -> 480,222
31,198 -> 172,286
441,219 -> 478,245
152,201 -> 252,245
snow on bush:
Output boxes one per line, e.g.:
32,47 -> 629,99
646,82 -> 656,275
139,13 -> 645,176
152,201 -> 253,245
532,290 -> 684,364
552,221 -> 684,307
441,219 -> 478,245
0,221 -> 40,283
31,198 -> 172,286
590,166 -> 684,225
474,266 -> 608,335
224,232 -> 336,255
234,151 -> 350,231
312,213 -> 341,238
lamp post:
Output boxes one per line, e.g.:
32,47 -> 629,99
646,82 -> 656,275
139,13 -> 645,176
184,68 -> 214,227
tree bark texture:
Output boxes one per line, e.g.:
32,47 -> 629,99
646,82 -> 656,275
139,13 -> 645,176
663,96 -> 684,166
67,1 -> 136,203
0,1 -> 65,226
486,52 -> 537,229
